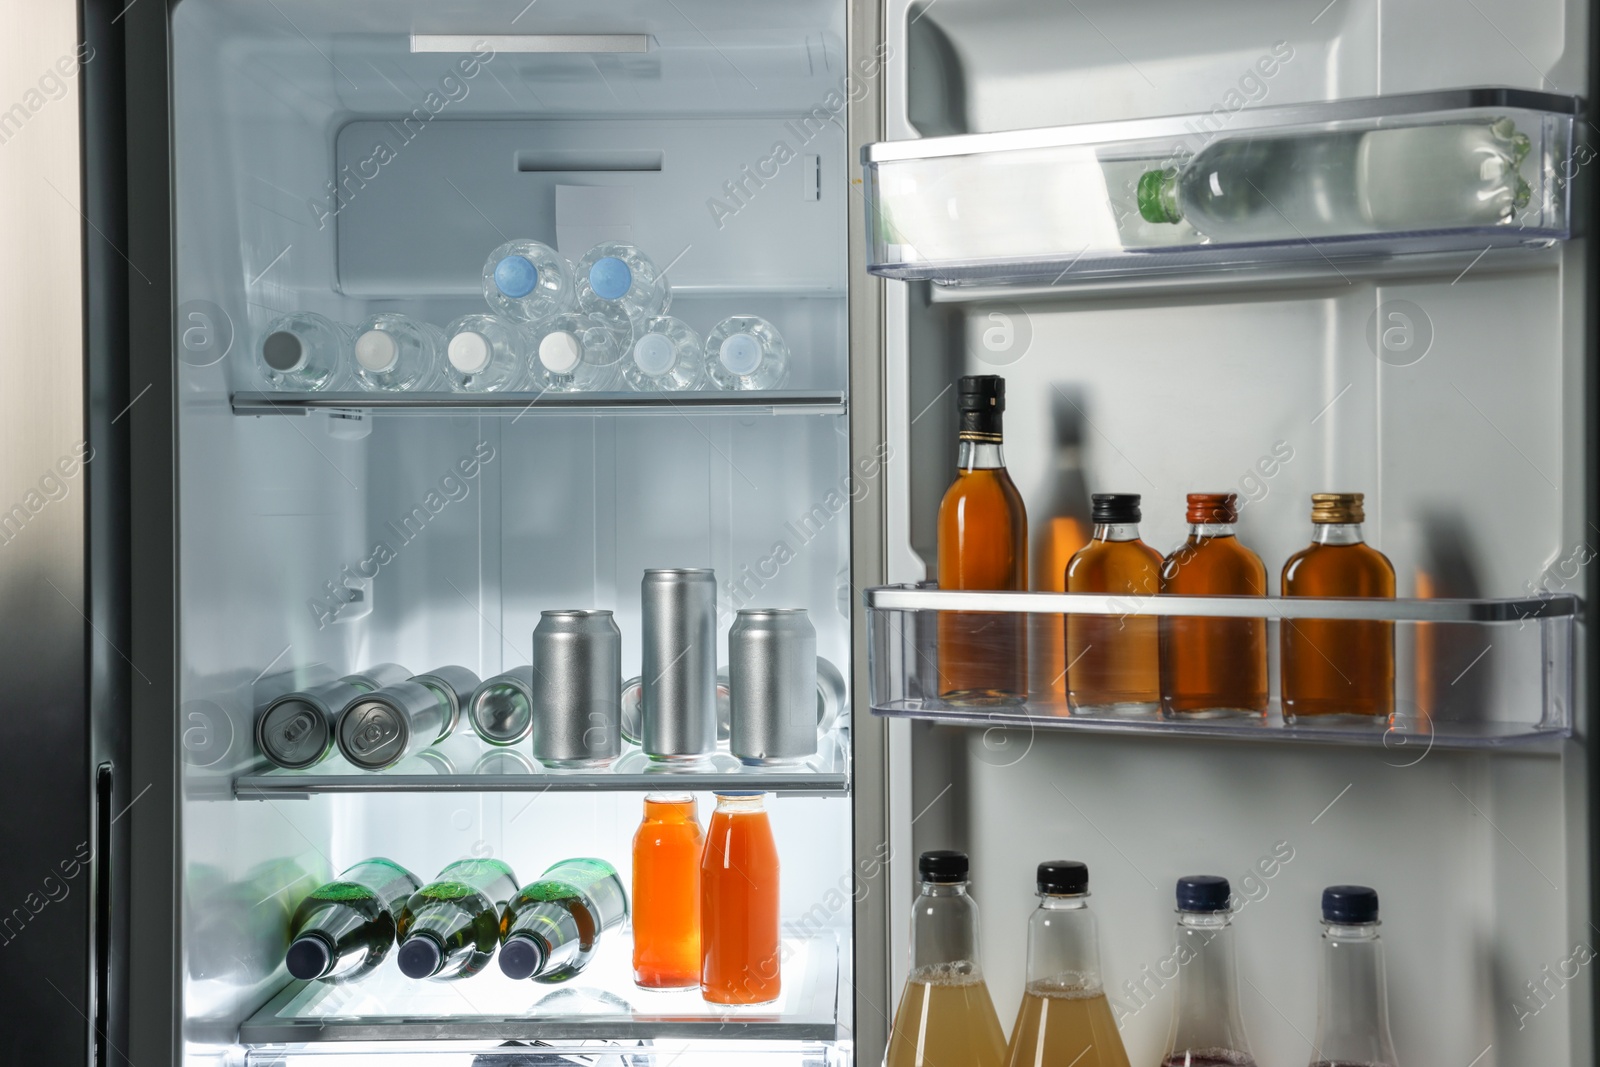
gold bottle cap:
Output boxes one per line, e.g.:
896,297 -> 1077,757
1310,492 -> 1365,524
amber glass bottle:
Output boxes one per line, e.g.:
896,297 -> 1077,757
1065,494 -> 1162,714
1281,493 -> 1396,721
937,375 -> 1028,705
1160,493 -> 1268,718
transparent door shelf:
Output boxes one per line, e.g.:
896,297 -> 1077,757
862,88 -> 1578,288
235,738 -> 851,798
231,390 -> 847,417
239,932 -> 843,1044
865,585 -> 1576,748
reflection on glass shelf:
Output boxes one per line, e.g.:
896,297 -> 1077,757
240,932 -> 843,1044
866,585 -> 1576,749
861,89 -> 1578,287
230,389 -> 847,417
245,1039 -> 846,1066
235,733 -> 851,797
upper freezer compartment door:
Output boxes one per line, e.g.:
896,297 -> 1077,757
860,88 -> 1579,287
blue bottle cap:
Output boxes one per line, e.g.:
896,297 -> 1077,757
1321,884 -> 1379,923
589,256 -> 632,300
494,255 -> 539,299
1176,874 -> 1231,912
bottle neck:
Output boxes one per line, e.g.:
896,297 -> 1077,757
1313,522 -> 1366,545
1189,522 -> 1236,539
506,901 -> 584,979
1092,522 -> 1142,542
957,438 -> 1006,472
1167,911 -> 1253,1057
910,881 -> 984,978
1313,922 -> 1397,1064
1025,893 -> 1103,992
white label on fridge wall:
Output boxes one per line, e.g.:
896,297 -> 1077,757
555,185 -> 636,258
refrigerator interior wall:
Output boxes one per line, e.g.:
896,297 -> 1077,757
880,0 -> 1590,1065
171,0 -> 854,1058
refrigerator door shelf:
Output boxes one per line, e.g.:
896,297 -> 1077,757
866,585 -> 1576,749
231,390 -> 848,418
861,88 -> 1578,289
239,932 -> 843,1044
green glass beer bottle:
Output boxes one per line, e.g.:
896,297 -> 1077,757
499,858 -> 629,982
284,858 -> 421,983
395,858 -> 519,980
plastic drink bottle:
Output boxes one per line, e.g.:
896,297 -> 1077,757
483,238 -> 575,325
443,313 -> 528,392
352,312 -> 446,391
258,311 -> 350,391
705,315 -> 790,390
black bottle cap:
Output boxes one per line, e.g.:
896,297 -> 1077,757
284,935 -> 333,981
1176,874 -> 1231,912
1037,860 -> 1088,895
956,376 -> 1005,439
498,933 -> 547,980
396,933 -> 445,979
919,849 -> 969,883
1092,493 -> 1142,524
1321,884 -> 1379,924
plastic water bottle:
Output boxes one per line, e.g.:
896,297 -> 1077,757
576,243 -> 671,324
705,315 -> 790,390
483,239 -> 575,325
528,306 -> 632,393
443,314 -> 528,393
624,316 -> 706,392
352,313 -> 446,391
258,311 -> 350,391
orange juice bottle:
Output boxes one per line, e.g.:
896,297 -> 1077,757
632,794 -> 704,989
700,791 -> 781,1004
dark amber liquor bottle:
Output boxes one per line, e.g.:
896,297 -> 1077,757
936,375 -> 1028,705
1281,493 -> 1396,721
1065,494 -> 1162,715
1159,493 -> 1268,718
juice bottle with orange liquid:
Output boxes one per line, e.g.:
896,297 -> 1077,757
886,850 -> 1007,1067
700,791 -> 781,1004
1003,861 -> 1130,1067
632,794 -> 704,989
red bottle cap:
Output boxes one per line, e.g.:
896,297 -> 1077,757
1186,492 -> 1239,525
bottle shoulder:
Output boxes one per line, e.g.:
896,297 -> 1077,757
1282,540 -> 1397,594
1066,537 -> 1163,590
1161,535 -> 1268,593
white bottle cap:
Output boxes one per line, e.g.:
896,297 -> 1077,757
354,329 -> 399,373
720,333 -> 762,376
633,332 -> 676,376
448,330 -> 492,374
539,331 -> 582,374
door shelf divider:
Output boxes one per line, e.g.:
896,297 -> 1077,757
865,585 -> 1578,749
861,87 -> 1579,289
231,389 -> 847,417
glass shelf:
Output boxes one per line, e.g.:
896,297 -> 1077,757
861,88 -> 1579,288
865,585 -> 1577,749
245,1040 -> 846,1066
239,932 -> 843,1045
230,390 -> 847,417
234,737 -> 852,798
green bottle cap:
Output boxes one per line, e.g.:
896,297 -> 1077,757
1136,169 -> 1182,224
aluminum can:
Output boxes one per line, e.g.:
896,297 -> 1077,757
254,662 -> 411,770
728,608 -> 817,766
468,666 -> 537,746
411,665 -> 480,739
335,679 -> 455,770
531,609 -> 622,768
641,569 -> 718,760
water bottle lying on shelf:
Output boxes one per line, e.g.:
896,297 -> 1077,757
1136,117 -> 1533,241
529,306 -> 633,392
443,313 -> 528,393
483,238 -> 575,326
624,315 -> 706,392
706,315 -> 790,390
353,313 -> 447,391
258,311 -> 351,391
577,242 -> 671,325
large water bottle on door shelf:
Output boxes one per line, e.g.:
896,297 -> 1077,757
528,306 -> 632,393
1137,118 -> 1532,241
258,311 -> 350,391
624,316 -> 706,392
352,313 -> 446,391
576,243 -> 671,325
483,239 -> 575,325
705,316 -> 790,391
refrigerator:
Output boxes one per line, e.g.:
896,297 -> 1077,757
1,0 -> 1591,1064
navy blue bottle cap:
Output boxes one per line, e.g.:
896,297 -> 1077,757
498,933 -> 547,980
1176,874 -> 1231,912
284,934 -> 333,981
1037,860 -> 1088,895
919,850 -> 968,883
1322,884 -> 1379,923
396,933 -> 445,979
1091,493 -> 1142,524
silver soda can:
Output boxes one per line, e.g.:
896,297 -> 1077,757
411,665 -> 481,740
729,608 -> 818,766
717,657 -> 843,741
625,673 -> 730,747
335,679 -> 455,771
254,663 -> 411,770
641,569 -> 718,761
469,666 -> 536,746
531,610 -> 622,768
